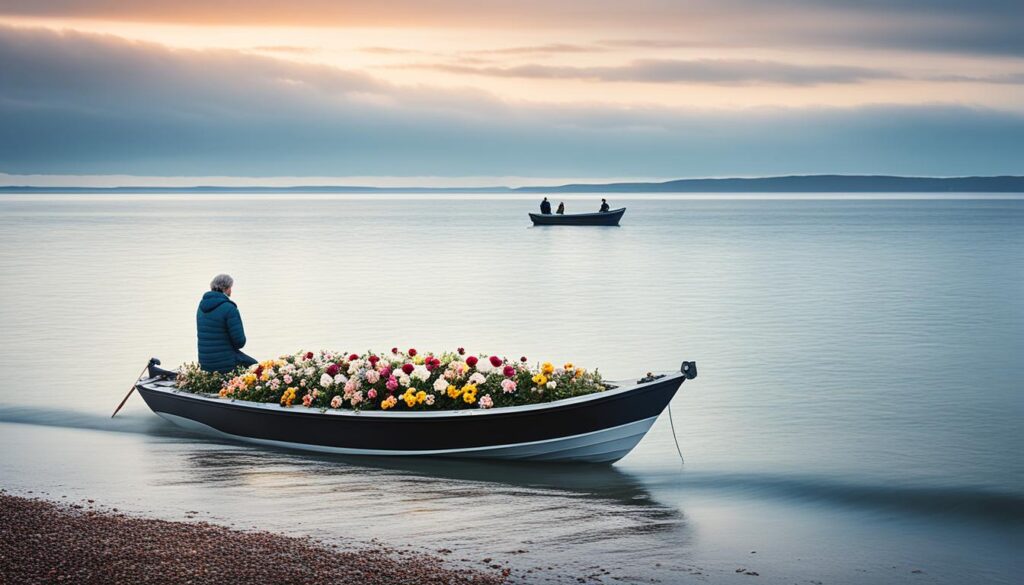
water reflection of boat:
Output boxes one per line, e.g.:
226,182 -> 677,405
136,362 -> 697,464
529,208 -> 625,226
179,447 -> 680,515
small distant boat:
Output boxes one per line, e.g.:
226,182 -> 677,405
135,360 -> 697,464
530,208 -> 625,226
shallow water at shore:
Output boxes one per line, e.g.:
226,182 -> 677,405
1,194 -> 1021,583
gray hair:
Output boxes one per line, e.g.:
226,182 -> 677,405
210,274 -> 234,292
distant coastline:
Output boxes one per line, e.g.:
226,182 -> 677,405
1,174 -> 1022,194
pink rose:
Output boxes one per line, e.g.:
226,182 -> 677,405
367,388 -> 377,400
386,377 -> 398,391
344,379 -> 359,394
365,369 -> 380,384
378,365 -> 391,378
479,395 -> 493,409
501,379 -> 517,393
302,394 -> 313,407
330,395 -> 342,409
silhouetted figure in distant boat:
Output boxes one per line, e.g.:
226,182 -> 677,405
197,274 -> 257,373
556,202 -> 565,215
600,198 -> 610,212
540,197 -> 552,214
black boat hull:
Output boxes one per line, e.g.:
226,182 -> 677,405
136,369 -> 688,463
529,208 -> 625,226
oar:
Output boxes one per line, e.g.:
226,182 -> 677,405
111,358 -> 160,418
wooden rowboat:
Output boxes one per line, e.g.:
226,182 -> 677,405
529,208 -> 625,226
136,360 -> 696,464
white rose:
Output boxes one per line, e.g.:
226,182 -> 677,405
334,373 -> 347,384
433,377 -> 449,392
476,361 -> 493,374
320,373 -> 334,388
412,365 -> 430,381
546,381 -> 557,389
469,372 -> 486,385
398,374 -> 411,387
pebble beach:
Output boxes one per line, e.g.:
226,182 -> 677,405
0,492 -> 509,585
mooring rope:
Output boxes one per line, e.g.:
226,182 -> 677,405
667,401 -> 685,464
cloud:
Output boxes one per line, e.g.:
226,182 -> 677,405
358,46 -> 423,55
416,58 -> 904,86
474,43 -> 600,55
1,25 -> 1022,178
250,45 -> 317,54
2,1 -> 1021,56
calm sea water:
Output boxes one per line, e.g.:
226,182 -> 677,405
0,194 -> 1021,584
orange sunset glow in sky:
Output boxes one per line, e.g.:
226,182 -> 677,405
1,1 -> 1022,184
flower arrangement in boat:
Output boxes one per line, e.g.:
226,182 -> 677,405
175,348 -> 605,411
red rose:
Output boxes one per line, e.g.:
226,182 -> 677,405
348,353 -> 359,361
391,347 -> 398,354
426,363 -> 436,372
466,356 -> 478,367
254,366 -> 264,378
457,347 -> 465,355
304,351 -> 314,360
520,356 -> 528,363
408,348 -> 417,357
431,357 -> 441,367
368,355 -> 379,365
489,355 -> 502,367
402,363 -> 414,375
325,364 -> 340,377
503,365 -> 515,378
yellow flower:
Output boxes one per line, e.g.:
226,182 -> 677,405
532,373 -> 548,386
243,373 -> 257,386
381,396 -> 398,410
462,390 -> 477,404
541,362 -> 554,375
575,368 -> 585,379
403,393 -> 418,408
280,387 -> 297,407
413,355 -> 425,365
563,362 -> 574,371
416,391 -> 427,404
447,384 -> 461,399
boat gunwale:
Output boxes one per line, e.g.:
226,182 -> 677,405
528,207 -> 625,220
136,371 -> 684,420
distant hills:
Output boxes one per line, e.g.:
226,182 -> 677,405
1,175 -> 1022,193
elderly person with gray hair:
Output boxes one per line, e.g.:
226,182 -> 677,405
197,274 -> 257,373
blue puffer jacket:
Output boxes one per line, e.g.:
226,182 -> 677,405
196,291 -> 248,373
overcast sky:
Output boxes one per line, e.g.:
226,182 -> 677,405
1,1 -> 1022,185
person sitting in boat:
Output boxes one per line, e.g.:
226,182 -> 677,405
197,274 -> 257,373
600,198 -> 610,212
556,202 -> 565,214
539,197 -> 552,214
